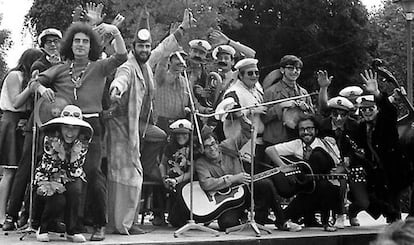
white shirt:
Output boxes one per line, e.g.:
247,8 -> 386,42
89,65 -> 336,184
0,70 -> 27,112
273,137 -> 341,166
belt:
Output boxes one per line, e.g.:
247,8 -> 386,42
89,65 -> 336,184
83,113 -> 100,118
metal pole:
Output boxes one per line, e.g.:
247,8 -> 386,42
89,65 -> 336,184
407,17 -> 413,104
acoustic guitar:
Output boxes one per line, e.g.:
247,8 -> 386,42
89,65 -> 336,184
181,156 -> 347,223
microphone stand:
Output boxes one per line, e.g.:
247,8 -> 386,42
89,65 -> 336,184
174,57 -> 219,238
18,90 -> 39,240
224,108 -> 271,237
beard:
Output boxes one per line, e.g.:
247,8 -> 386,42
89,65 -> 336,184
133,50 -> 151,64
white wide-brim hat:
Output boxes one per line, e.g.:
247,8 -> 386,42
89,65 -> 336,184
41,105 -> 93,139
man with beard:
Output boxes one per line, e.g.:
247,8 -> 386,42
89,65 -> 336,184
265,114 -> 342,232
352,70 -> 413,223
107,9 -> 194,234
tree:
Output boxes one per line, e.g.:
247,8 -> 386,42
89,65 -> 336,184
0,14 -> 12,81
25,0 -> 242,49
223,0 -> 375,95
370,0 -> 407,93
25,0 -> 113,37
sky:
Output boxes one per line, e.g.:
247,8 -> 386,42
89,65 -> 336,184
0,0 -> 384,68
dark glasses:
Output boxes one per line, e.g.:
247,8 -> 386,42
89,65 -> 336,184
246,70 -> 259,76
360,107 -> 375,113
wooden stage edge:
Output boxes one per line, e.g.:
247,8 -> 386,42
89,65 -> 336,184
0,212 -> 391,245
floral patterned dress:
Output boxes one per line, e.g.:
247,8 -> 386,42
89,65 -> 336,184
34,134 -> 89,196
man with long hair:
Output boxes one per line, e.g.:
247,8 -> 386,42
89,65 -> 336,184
31,21 -> 127,241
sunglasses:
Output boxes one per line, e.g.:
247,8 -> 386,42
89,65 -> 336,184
246,70 -> 260,77
284,65 -> 302,71
62,110 -> 81,119
360,107 -> 375,113
331,110 -> 348,117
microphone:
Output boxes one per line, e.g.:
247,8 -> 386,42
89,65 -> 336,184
175,51 -> 187,68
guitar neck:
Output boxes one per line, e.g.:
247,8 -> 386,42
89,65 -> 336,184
305,174 -> 348,180
252,167 -> 281,182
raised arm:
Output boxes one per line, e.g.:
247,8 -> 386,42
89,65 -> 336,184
209,30 -> 256,58
94,23 -> 127,55
317,70 -> 333,112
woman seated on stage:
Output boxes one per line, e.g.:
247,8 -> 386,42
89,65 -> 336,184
154,119 -> 192,227
34,105 -> 93,242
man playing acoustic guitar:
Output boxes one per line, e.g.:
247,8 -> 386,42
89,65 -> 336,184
195,114 -> 302,232
265,114 -> 342,232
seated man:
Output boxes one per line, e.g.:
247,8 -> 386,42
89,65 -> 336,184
265,114 -> 342,231
195,115 -> 301,232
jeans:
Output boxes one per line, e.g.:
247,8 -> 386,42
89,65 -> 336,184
39,179 -> 82,235
81,117 -> 107,227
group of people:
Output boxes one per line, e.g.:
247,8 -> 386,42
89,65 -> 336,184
0,2 -> 413,243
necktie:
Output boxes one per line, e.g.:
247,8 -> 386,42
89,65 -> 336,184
303,145 -> 312,161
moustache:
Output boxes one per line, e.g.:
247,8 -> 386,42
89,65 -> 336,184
217,61 -> 228,67
190,56 -> 203,63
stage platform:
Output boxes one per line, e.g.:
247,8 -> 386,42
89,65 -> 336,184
0,212 -> 392,245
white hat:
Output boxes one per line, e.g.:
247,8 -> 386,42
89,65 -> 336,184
170,119 -> 192,133
328,96 -> 354,111
38,28 -> 62,46
339,86 -> 363,98
356,95 -> 375,107
189,39 -> 212,52
41,105 -> 93,139
212,45 -> 236,60
234,58 -> 258,71
215,97 -> 237,121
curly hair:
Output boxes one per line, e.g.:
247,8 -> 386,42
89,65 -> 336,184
59,22 -> 102,61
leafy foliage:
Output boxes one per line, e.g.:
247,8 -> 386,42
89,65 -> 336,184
25,0 -> 376,96
0,15 -> 12,81
223,0 -> 375,95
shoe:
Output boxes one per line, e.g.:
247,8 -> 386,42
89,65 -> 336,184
304,218 -> 323,228
67,234 -> 86,243
128,225 -> 146,235
17,215 -> 28,228
280,220 -> 302,232
350,217 -> 360,226
334,214 -> 345,229
151,215 -> 167,226
2,216 -> 16,231
324,225 -> 337,232
90,227 -> 105,241
49,221 -> 66,233
36,229 -> 50,242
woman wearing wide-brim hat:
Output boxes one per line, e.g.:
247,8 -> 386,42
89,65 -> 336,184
34,105 -> 93,243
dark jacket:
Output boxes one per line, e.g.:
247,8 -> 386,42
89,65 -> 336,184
354,92 -> 413,191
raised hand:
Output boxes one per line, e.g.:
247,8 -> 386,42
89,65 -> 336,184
317,70 -> 333,88
93,23 -> 119,37
111,14 -> 125,28
181,8 -> 196,30
208,30 -> 230,46
85,2 -> 106,26
360,69 -> 380,96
